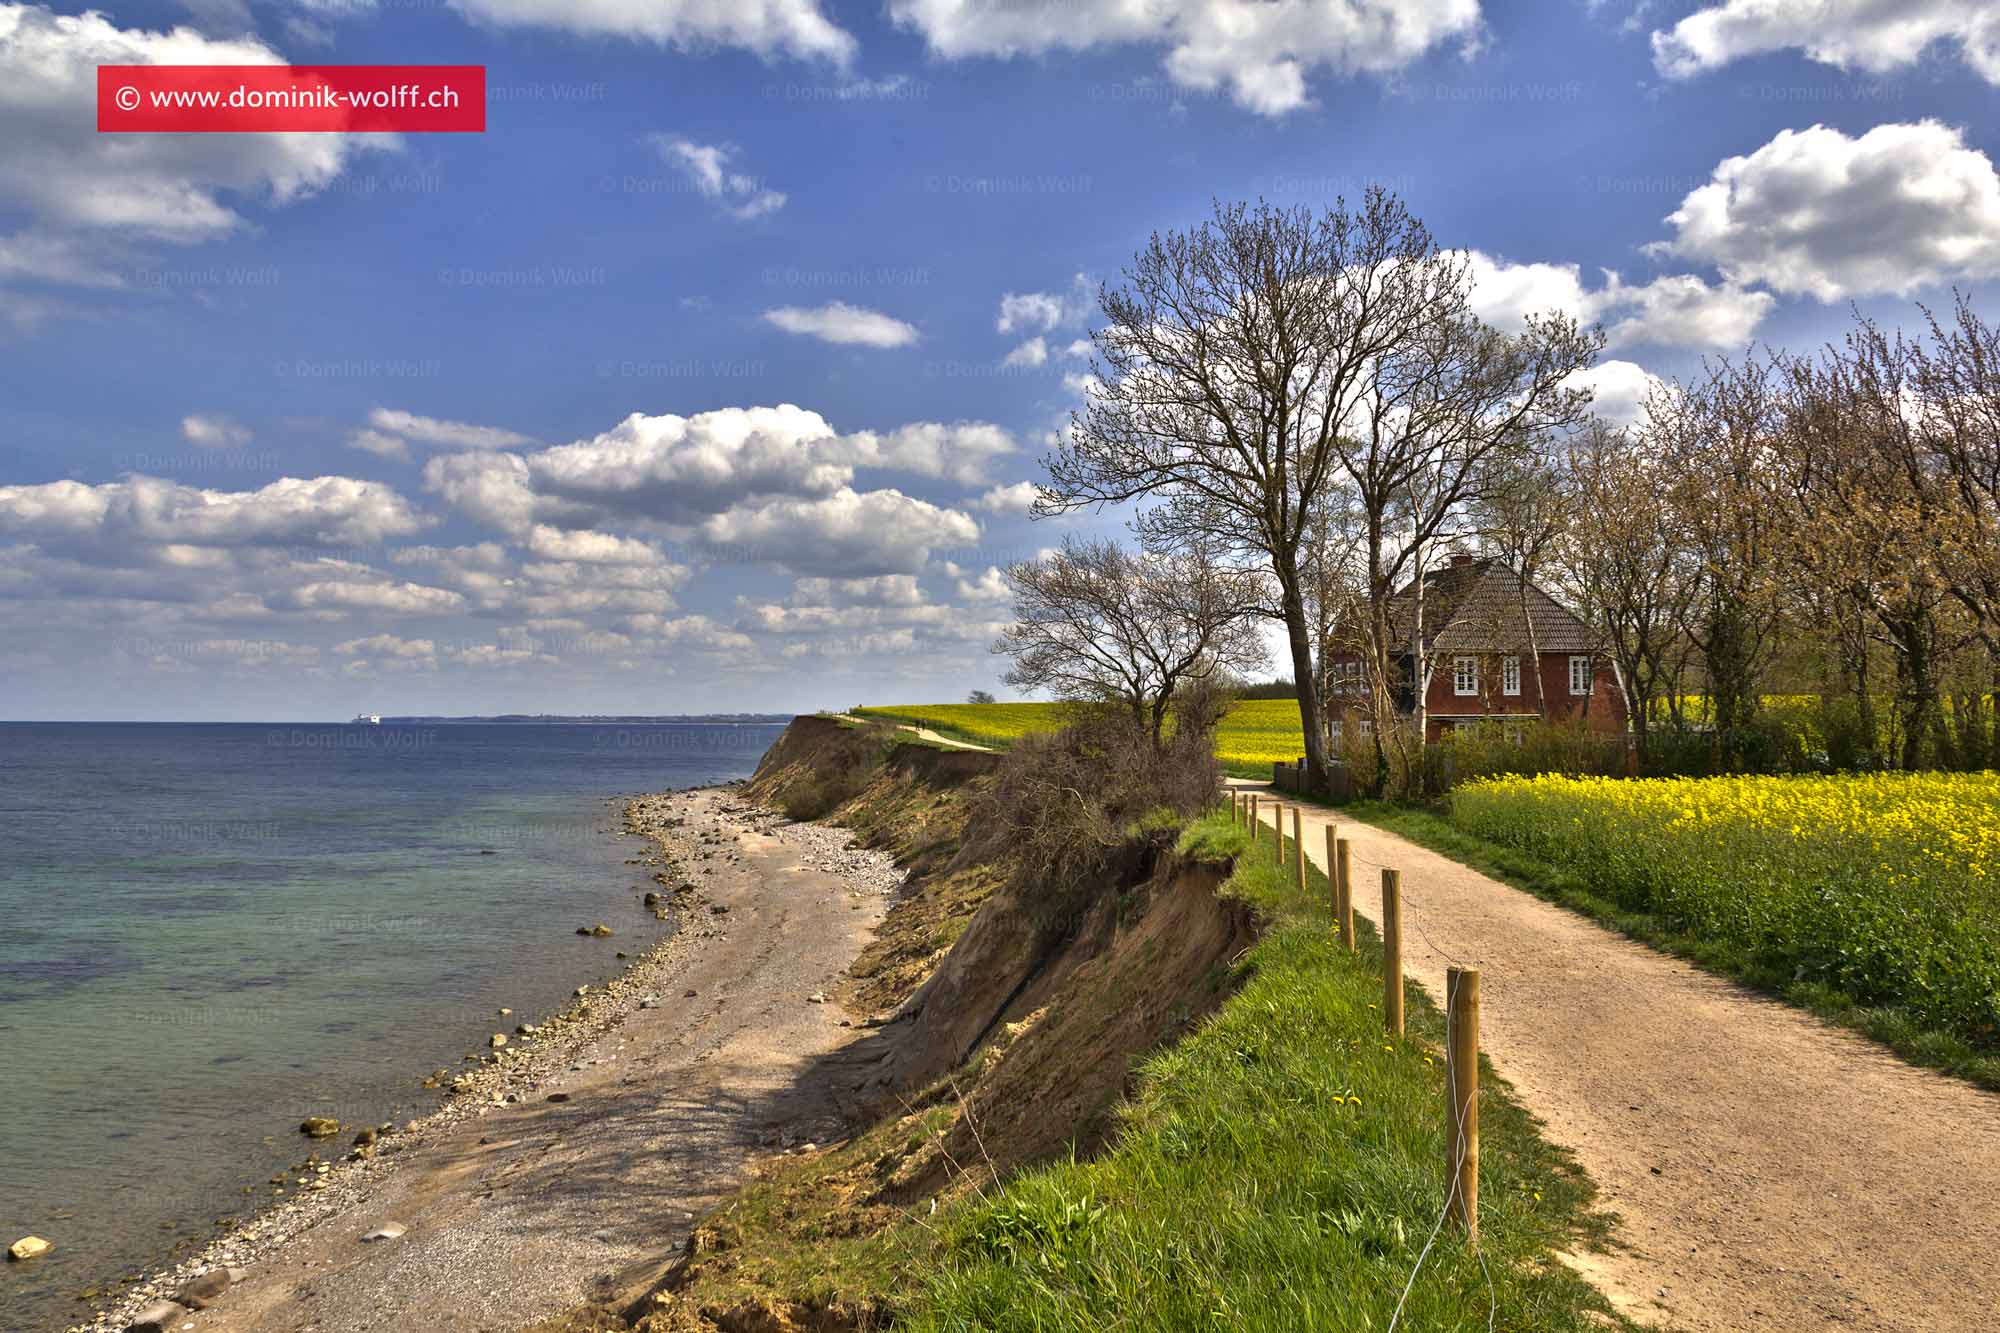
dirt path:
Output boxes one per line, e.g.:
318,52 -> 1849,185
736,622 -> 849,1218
101,788 -> 896,1333
1240,784 -> 2000,1332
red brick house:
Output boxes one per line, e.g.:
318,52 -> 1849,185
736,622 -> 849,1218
1325,554 -> 1626,742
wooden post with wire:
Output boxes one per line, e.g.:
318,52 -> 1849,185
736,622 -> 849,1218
1446,966 -> 1481,1246
1231,791 -> 1240,826
1381,868 -> 1403,1035
1293,806 -> 1305,896
1273,804 -> 1285,867
1335,837 -> 1354,951
1249,793 -> 1259,842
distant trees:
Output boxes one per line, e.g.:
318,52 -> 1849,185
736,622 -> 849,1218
1040,189 -> 1598,794
966,689 -> 997,705
993,537 -> 1266,749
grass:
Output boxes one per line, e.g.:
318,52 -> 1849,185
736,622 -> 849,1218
642,807 -> 1628,1331
897,810 -> 1624,1332
1339,785 -> 2000,1093
853,701 -> 1310,779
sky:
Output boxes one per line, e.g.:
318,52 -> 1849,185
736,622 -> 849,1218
1,0 -> 1998,720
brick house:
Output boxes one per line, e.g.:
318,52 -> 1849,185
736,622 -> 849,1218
1325,554 -> 1626,742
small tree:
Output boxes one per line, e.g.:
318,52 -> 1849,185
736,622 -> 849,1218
994,536 -> 1266,749
966,689 -> 997,705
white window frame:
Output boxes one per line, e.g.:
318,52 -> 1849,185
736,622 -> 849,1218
1569,655 -> 1591,696
1502,656 -> 1521,697
1453,655 -> 1479,697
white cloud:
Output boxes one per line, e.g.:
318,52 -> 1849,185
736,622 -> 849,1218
335,633 -> 435,658
0,475 -> 430,557
834,420 -> 1017,484
522,523 -> 666,565
954,565 -> 1011,601
699,487 -> 978,574
0,5 -> 388,291
1567,359 -> 1664,426
1649,121 -> 2000,301
646,135 -> 787,220
974,481 -> 1040,514
1652,1 -> 2000,84
1463,251 -> 1773,350
364,408 -> 534,452
890,0 -> 1482,116
788,574 -> 927,607
445,0 -> 855,63
762,301 -> 918,347
1002,336 -> 1049,368
181,414 -> 252,449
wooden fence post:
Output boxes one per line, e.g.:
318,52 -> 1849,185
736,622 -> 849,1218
1446,967 -> 1481,1246
1324,823 -> 1337,923
1293,806 -> 1305,896
1381,868 -> 1403,1036
1273,804 -> 1285,866
1231,791 -> 1241,825
1248,793 -> 1258,842
1335,837 -> 1354,951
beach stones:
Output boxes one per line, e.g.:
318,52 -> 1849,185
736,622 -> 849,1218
175,1267 -> 232,1309
7,1235 -> 51,1261
576,922 -> 613,937
359,1222 -> 407,1243
353,1126 -> 379,1147
299,1117 -> 342,1139
125,1300 -> 185,1332
547,1091 -> 571,1103
489,1033 -> 508,1048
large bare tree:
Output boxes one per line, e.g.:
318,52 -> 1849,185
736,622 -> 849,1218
1040,189 -> 1598,792
993,537 -> 1266,749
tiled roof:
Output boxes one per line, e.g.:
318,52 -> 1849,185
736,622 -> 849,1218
1387,557 -> 1596,655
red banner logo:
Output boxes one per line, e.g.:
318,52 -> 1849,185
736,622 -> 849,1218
98,65 -> 486,133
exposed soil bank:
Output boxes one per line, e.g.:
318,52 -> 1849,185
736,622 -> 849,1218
72,785 -> 901,1333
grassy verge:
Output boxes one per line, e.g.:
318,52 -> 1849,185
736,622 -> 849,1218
898,811 -> 1624,1331
1339,799 -> 2000,1093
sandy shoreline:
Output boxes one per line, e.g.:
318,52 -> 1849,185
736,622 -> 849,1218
71,782 -> 902,1333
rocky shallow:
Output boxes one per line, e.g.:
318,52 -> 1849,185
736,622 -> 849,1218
69,782 -> 904,1333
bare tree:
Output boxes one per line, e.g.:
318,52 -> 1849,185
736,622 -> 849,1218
1471,446 -> 1575,720
993,537 -> 1266,749
1555,419 -> 1699,740
1040,189 -> 1598,794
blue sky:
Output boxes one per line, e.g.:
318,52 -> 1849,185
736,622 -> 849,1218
2,0 -> 1998,719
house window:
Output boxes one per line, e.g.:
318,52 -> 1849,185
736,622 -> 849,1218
1502,656 -> 1521,696
1453,656 -> 1479,696
1569,655 -> 1591,696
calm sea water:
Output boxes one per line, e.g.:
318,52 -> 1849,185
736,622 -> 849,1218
0,721 -> 784,1331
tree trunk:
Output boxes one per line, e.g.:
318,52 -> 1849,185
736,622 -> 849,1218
1276,563 -> 1331,792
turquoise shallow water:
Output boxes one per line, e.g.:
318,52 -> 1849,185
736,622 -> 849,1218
0,720 -> 783,1331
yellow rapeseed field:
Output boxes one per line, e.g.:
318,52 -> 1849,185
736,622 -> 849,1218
854,700 -> 1309,775
1451,772 -> 2000,1048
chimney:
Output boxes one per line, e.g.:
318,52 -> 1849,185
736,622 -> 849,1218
1449,551 -> 1475,569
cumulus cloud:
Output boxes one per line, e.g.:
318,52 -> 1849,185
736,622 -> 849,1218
890,0 -> 1482,115
762,301 -> 919,347
1652,0 -> 2000,84
646,135 -> 787,220
0,475 -> 430,558
1464,251 -> 1773,350
833,421 -> 1016,484
954,565 -> 1011,601
0,5 -> 388,291
698,486 -> 978,574
1567,359 -> 1665,426
181,414 -> 252,449
1648,121 -> 2000,301
1002,337 -> 1049,368
974,481 -> 1040,514
522,523 -> 668,566
445,0 -> 854,63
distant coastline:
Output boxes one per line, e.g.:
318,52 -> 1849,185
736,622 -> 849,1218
360,713 -> 794,725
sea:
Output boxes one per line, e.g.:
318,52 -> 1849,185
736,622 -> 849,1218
0,720 -> 787,1331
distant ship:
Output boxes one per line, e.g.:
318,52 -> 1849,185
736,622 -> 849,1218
352,714 -> 382,725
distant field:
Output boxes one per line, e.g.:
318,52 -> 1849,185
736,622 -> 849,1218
853,700 -> 1309,777
1450,772 -> 2000,1056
